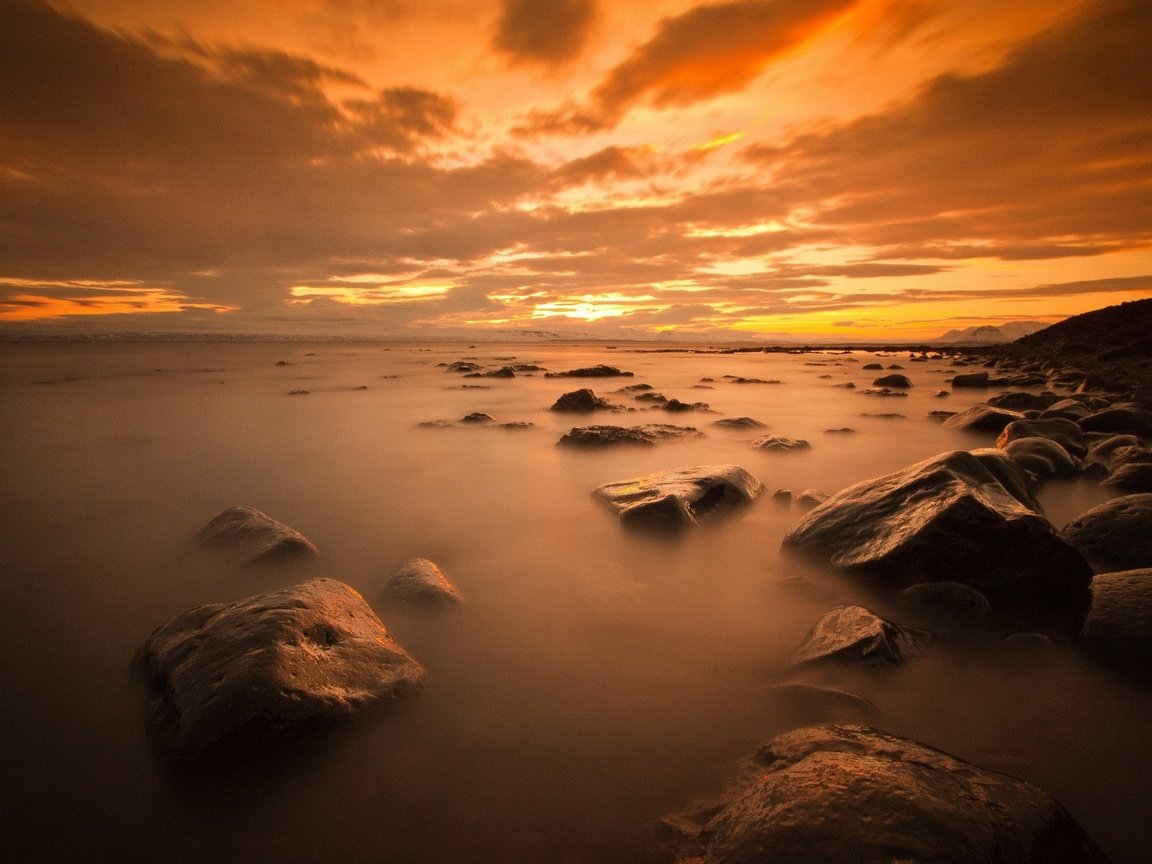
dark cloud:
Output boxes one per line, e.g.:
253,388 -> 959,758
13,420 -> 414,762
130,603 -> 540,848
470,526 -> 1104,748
493,0 -> 598,66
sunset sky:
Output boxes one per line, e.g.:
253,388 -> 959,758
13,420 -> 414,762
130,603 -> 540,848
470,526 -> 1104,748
1,0 -> 1150,340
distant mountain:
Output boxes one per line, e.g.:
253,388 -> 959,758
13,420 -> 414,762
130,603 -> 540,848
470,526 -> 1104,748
932,321 -> 1048,345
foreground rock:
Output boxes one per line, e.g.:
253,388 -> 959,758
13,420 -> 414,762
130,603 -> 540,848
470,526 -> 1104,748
793,605 -> 930,669
386,558 -> 463,604
594,465 -> 762,531
782,450 -> 1092,636
1080,568 -> 1152,682
134,579 -> 424,760
557,424 -> 701,448
1061,494 -> 1152,572
661,723 -> 1108,864
198,506 -> 317,564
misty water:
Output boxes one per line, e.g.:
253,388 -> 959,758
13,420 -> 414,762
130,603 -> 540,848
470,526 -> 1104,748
1,341 -> 1149,864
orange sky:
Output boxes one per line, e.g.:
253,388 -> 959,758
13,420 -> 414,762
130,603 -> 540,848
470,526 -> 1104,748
1,0 -> 1149,340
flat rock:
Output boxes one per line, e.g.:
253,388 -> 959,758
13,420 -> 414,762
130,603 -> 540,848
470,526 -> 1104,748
198,506 -> 317,564
753,435 -> 810,452
793,605 -> 931,669
1080,568 -> 1152,682
942,404 -> 1024,434
781,450 -> 1092,637
594,464 -> 762,531
661,723 -> 1107,864
1061,494 -> 1152,572
550,388 -> 614,412
557,424 -> 701,448
134,579 -> 424,760
386,558 -> 462,604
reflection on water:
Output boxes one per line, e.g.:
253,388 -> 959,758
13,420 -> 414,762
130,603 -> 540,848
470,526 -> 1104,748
0,342 -> 1148,864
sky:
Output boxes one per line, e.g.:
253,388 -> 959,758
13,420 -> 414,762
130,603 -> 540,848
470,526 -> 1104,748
1,0 -> 1150,341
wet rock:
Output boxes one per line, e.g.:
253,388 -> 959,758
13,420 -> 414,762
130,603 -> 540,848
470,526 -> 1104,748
1102,462 -> 1152,492
660,723 -> 1107,864
951,371 -> 991,387
594,464 -> 762,531
557,424 -> 701,448
544,365 -> 633,378
460,412 -> 495,424
713,416 -> 767,429
995,417 -> 1086,458
860,387 -> 907,397
768,683 -> 877,725
498,421 -> 534,430
1080,568 -> 1152,682
1061,494 -> 1152,572
753,435 -> 810,452
549,388 -> 614,412
793,605 -> 930,669
1113,445 -> 1152,465
1003,437 -> 1079,479
987,392 -> 1057,412
1040,398 -> 1092,422
871,374 -> 912,388
1079,405 -> 1152,436
941,404 -> 1024,434
662,398 -> 710,412
1086,434 -> 1141,463
896,581 -> 990,639
134,579 -> 424,760
198,506 -> 317,564
386,558 -> 462,605
796,489 -> 829,509
781,450 -> 1092,637
286,389 -> 310,396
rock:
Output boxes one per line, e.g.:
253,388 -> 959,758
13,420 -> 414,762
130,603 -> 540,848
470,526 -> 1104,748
662,398 -> 710,412
896,581 -> 990,639
418,419 -> 454,429
987,392 -> 1057,412
1080,568 -> 1152,682
792,605 -> 930,669
286,389 -> 310,396
833,382 -> 857,389
768,683 -> 877,725
1086,434 -> 1141,463
934,390 -> 950,397
616,383 -> 653,392
635,391 -> 668,403
1102,462 -> 1152,492
862,363 -> 883,370
796,489 -> 829,509
544,365 -> 633,378
753,435 -> 811,452
460,412 -> 494,424
995,417 -> 1086,458
134,579 -> 424,760
549,388 -> 614,412
444,361 -> 481,373
661,723 -> 1107,864
860,387 -> 907,397
713,416 -> 767,429
1061,494 -> 1152,572
726,376 -> 783,384
942,404 -> 1024,434
1079,406 -> 1152,436
1003,437 -> 1079,479
824,427 -> 855,434
594,465 -> 762,531
556,424 -> 701,447
1040,398 -> 1092,422
1113,445 -> 1152,465
951,371 -> 991,387
968,447 -> 1042,510
386,558 -> 462,604
198,506 -> 317,564
871,374 -> 912,388
781,450 -> 1092,636
499,421 -> 534,430
773,488 -> 793,504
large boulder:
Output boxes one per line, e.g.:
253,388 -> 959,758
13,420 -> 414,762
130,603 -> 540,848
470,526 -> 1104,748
386,558 -> 463,605
942,405 -> 1024,434
792,605 -> 930,669
782,450 -> 1092,636
1061,494 -> 1152,572
134,579 -> 424,760
198,506 -> 317,564
1080,568 -> 1152,682
594,465 -> 762,531
661,723 -> 1107,864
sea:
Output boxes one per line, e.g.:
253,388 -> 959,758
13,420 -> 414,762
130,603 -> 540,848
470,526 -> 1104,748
1,341 -> 1148,863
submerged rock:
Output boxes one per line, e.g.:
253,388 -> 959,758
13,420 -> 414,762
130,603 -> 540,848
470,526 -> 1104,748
1061,494 -> 1152,572
660,723 -> 1108,864
1101,462 -> 1152,492
792,605 -> 930,669
781,450 -> 1092,637
768,683 -> 877,725
557,424 -> 701,448
796,489 -> 829,509
1080,568 -> 1152,682
896,581 -> 990,639
198,506 -> 317,564
134,579 -> 424,760
594,464 -> 762,531
386,558 -> 463,604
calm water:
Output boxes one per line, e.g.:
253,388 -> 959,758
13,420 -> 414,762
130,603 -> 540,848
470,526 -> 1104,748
1,342 -> 1148,864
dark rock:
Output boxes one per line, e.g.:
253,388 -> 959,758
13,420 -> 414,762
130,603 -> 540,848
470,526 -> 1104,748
768,683 -> 877,725
862,363 -> 883,370
544,365 -> 633,378
872,374 -> 912,388
934,390 -> 950,398
726,376 -> 783,384
635,391 -> 668,403
753,435 -> 810,452
860,387 -> 907,397
951,371 -> 992,387
941,404 -> 1024,433
896,581 -> 990,639
833,382 -> 857,389
1079,406 -> 1152,436
996,417 -> 1086,458
499,421 -> 534,430
274,360 -> 292,367
287,389 -> 310,396
594,465 -> 762,531
1102,462 -> 1152,492
386,558 -> 462,604
824,427 -> 855,434
1040,398 -> 1092,422
444,361 -> 481,373
616,383 -> 653,392
1003,437 -> 1079,479
793,605 -> 930,669
781,450 -> 1092,637
1080,568 -> 1152,682
550,388 -> 614,412
134,579 -> 423,760
660,723 -> 1107,864
663,398 -> 710,412
418,419 -> 454,429
198,506 -> 317,564
556,424 -> 701,448
1113,445 -> 1152,464
460,412 -> 495,424
1086,434 -> 1141,463
713,416 -> 767,429
1061,494 -> 1152,572
987,392 -> 1057,412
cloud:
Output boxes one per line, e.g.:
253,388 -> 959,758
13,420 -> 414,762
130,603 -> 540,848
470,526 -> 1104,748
493,0 -> 599,66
